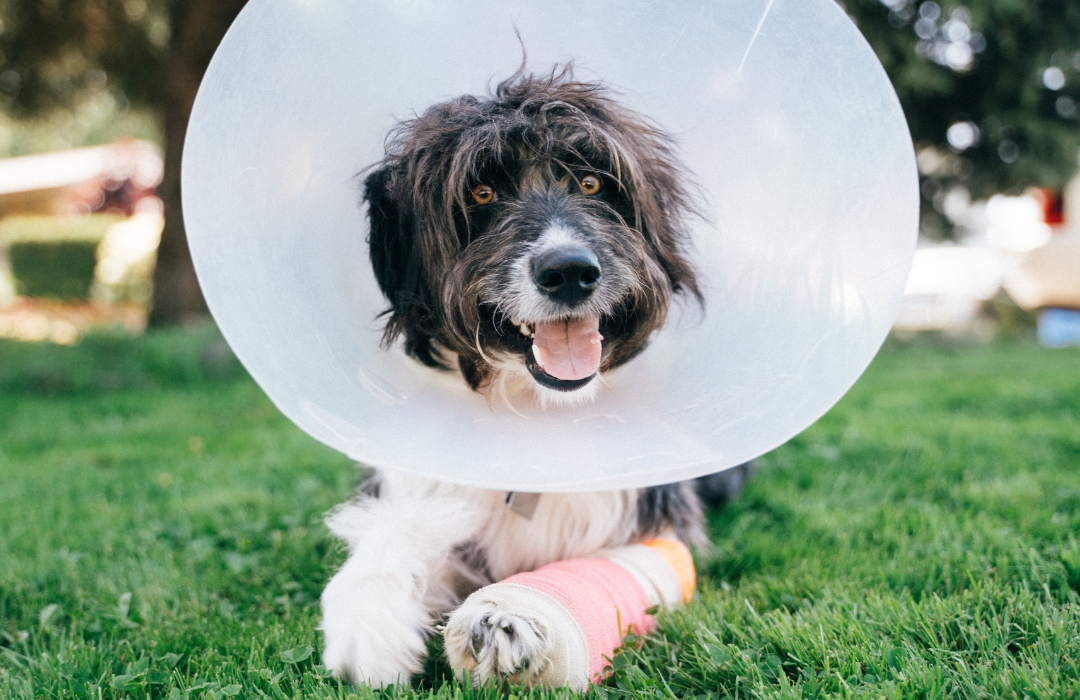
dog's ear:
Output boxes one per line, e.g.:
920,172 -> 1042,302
363,165 -> 448,368
633,159 -> 704,307
364,165 -> 410,309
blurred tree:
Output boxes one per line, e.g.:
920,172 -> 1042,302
0,0 -> 248,324
842,0 -> 1080,237
150,0 -> 248,325
1,0 -> 1077,320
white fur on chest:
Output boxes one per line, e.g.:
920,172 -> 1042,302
377,471 -> 637,581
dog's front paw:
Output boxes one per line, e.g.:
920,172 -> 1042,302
320,566 -> 429,687
444,583 -> 591,689
442,596 -> 552,682
444,596 -> 551,684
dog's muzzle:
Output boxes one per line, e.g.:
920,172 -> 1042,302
520,244 -> 605,391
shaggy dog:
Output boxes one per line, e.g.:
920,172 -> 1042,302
319,67 -> 720,687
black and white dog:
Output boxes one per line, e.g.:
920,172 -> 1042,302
319,67 -> 746,687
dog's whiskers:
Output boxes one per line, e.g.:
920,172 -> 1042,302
474,324 -> 498,368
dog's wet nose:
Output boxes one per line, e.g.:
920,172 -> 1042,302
532,247 -> 602,305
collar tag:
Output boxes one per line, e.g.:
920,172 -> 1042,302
505,491 -> 541,520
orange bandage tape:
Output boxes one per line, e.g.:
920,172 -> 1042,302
641,537 -> 696,604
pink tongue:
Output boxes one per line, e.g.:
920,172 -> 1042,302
532,316 -> 603,381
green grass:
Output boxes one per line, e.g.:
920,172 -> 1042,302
1,327 -> 1079,698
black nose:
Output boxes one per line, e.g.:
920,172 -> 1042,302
532,247 -> 602,305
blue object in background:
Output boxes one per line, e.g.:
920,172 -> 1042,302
1038,308 -> 1080,348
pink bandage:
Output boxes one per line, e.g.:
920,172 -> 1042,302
503,556 -> 655,678
449,537 -> 695,688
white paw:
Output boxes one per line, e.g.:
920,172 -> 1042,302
319,565 -> 429,687
444,596 -> 552,685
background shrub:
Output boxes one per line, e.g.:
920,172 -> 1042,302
1,215 -> 119,300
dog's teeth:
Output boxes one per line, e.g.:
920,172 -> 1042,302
532,344 -> 545,368
520,323 -> 532,337
510,317 -> 522,326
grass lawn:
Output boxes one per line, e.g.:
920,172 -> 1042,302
1,325 -> 1079,699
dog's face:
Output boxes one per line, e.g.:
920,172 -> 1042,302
364,69 -> 701,404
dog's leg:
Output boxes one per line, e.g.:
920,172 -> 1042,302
320,487 -> 484,687
444,536 -> 695,689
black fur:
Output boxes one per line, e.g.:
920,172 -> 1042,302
636,482 -> 705,546
364,168 -> 447,369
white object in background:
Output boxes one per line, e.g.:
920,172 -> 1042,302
984,194 -> 1053,254
895,246 -> 1004,331
1005,234 -> 1080,311
903,247 -> 1003,299
182,0 -> 919,491
93,202 -> 165,302
0,141 -> 163,197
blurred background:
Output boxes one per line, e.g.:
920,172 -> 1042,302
0,0 -> 1077,346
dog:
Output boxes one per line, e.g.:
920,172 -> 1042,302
319,66 -> 735,687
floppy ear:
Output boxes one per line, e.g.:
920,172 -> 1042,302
634,158 -> 703,307
363,165 -> 447,368
647,197 -> 702,305
364,166 -> 410,311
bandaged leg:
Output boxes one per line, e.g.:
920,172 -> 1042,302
443,537 -> 695,689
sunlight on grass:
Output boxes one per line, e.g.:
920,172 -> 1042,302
1,329 -> 1079,698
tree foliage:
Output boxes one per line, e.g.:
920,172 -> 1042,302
0,1 -> 1078,320
843,0 -> 1080,236
0,0 -> 170,117
0,0 -> 247,324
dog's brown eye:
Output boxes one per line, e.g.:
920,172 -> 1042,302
471,184 -> 496,205
580,175 -> 602,195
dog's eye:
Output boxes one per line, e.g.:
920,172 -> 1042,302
471,184 -> 496,205
580,175 -> 602,196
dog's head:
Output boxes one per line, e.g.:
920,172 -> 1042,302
364,67 -> 702,404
